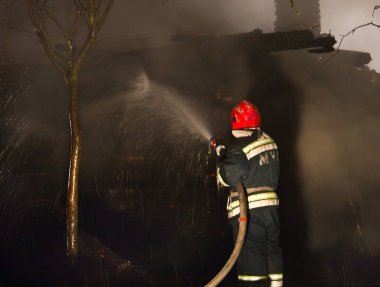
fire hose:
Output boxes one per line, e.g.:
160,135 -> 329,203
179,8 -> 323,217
205,140 -> 248,287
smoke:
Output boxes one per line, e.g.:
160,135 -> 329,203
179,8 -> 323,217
101,0 -> 275,37
2,0 -> 379,71
278,50 -> 380,255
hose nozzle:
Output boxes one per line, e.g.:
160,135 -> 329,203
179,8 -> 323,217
210,138 -> 217,150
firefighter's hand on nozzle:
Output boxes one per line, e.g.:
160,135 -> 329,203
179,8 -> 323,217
216,145 -> 225,157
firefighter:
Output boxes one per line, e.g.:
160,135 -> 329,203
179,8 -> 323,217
216,100 -> 283,287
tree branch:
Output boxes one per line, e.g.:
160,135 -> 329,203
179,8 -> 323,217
73,0 -> 88,24
95,0 -> 104,17
95,0 -> 114,33
28,0 -> 67,76
325,5 -> 380,63
71,0 -> 114,70
335,22 -> 380,55
373,5 -> 380,17
289,0 -> 321,31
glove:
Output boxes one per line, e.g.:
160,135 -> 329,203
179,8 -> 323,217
216,145 -> 225,157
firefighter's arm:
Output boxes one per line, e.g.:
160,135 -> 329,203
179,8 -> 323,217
218,146 -> 249,187
215,145 -> 225,157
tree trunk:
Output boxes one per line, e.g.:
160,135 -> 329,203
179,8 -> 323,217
67,70 -> 81,264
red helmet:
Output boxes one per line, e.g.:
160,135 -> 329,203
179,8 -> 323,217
230,100 -> 261,130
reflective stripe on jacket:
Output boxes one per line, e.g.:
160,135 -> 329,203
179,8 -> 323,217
218,130 -> 280,218
227,191 -> 279,218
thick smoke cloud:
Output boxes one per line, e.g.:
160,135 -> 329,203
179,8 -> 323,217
279,51 -> 380,255
2,0 -> 379,71
100,0 -> 275,37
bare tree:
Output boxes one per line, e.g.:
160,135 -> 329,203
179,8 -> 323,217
324,5 -> 379,63
28,0 -> 114,264
335,5 -> 379,54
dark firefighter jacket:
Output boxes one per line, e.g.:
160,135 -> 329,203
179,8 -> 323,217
217,130 -> 280,219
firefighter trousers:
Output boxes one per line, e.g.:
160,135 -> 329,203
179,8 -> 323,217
231,206 -> 283,285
